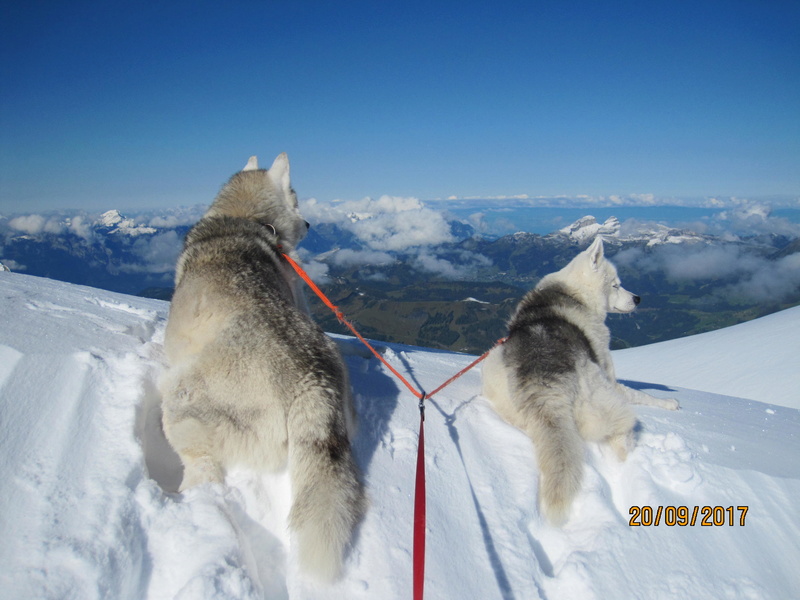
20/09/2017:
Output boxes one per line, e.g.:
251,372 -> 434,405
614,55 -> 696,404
629,505 -> 749,526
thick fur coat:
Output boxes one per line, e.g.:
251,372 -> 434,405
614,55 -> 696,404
482,237 -> 678,525
160,154 -> 366,581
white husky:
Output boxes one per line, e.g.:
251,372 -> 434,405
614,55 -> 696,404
482,237 -> 679,525
160,154 -> 366,581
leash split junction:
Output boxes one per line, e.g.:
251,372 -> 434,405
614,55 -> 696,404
282,252 -> 506,600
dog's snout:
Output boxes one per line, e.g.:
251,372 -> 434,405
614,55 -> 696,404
633,295 -> 641,305
305,221 -> 311,230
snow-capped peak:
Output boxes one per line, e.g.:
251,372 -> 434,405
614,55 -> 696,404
97,209 -> 124,227
558,215 -> 621,243
616,220 -> 711,246
95,209 -> 156,236
555,215 -> 713,247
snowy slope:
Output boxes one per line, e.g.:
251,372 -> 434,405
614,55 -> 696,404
614,306 -> 800,410
0,271 -> 798,600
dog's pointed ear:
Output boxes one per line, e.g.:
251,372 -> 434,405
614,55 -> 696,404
242,156 -> 259,171
588,237 -> 605,271
268,152 -> 291,193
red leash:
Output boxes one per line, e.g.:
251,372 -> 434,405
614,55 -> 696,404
413,396 -> 426,600
282,252 -> 505,599
282,252 -> 424,401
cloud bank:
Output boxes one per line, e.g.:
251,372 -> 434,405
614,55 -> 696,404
708,201 -> 800,238
118,231 -> 183,274
8,214 -> 95,240
302,196 -> 455,251
615,243 -> 800,304
2,210 -> 183,279
2,199 -> 797,295
438,194 -> 800,210
300,195 -> 491,279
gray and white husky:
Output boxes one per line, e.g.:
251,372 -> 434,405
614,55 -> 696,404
482,237 -> 678,525
160,154 -> 366,581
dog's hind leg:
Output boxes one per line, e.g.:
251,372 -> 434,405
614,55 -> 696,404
574,370 -> 639,461
162,413 -> 224,491
160,370 -> 225,491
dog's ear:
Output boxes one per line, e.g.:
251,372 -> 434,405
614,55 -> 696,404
242,156 -> 259,171
268,152 -> 292,195
587,237 -> 605,271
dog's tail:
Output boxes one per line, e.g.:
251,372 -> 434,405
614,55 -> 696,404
520,385 -> 584,526
287,387 -> 367,581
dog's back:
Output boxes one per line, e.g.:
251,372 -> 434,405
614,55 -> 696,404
500,284 -> 597,524
506,284 -> 600,381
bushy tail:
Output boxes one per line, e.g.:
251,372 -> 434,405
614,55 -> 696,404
287,390 -> 367,581
521,387 -> 584,526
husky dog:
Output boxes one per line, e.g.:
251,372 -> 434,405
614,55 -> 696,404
160,154 -> 366,581
482,237 -> 678,525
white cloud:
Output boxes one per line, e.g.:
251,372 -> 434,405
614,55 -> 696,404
67,216 -> 94,240
667,247 -> 761,281
630,193 -> 657,205
304,193 -> 498,278
412,253 -> 469,279
9,215 -> 48,235
0,258 -> 26,271
301,196 -> 454,252
8,213 -> 97,240
293,248 -> 331,284
466,212 -> 489,233
723,253 -> 800,303
329,249 -> 395,268
710,201 -> 800,238
617,244 -> 745,280
437,194 -> 670,209
411,249 -> 492,279
297,259 -> 330,285
120,231 -> 183,274
616,243 -> 800,303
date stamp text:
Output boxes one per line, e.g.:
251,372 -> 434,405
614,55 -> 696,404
629,505 -> 749,527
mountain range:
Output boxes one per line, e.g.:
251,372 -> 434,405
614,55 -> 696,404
302,214 -> 799,352
2,208 -> 798,353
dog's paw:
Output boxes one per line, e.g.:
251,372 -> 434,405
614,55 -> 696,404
609,430 -> 634,461
178,455 -> 224,491
633,392 -> 681,411
661,398 -> 680,411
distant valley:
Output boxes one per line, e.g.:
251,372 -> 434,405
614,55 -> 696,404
2,207 -> 798,354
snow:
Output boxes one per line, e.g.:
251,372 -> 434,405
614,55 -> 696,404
556,215 -> 713,247
96,209 -> 157,235
614,306 -> 800,410
1,270 -> 798,599
558,216 -> 620,243
98,209 -> 126,227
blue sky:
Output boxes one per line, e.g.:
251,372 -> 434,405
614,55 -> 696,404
1,0 -> 798,212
